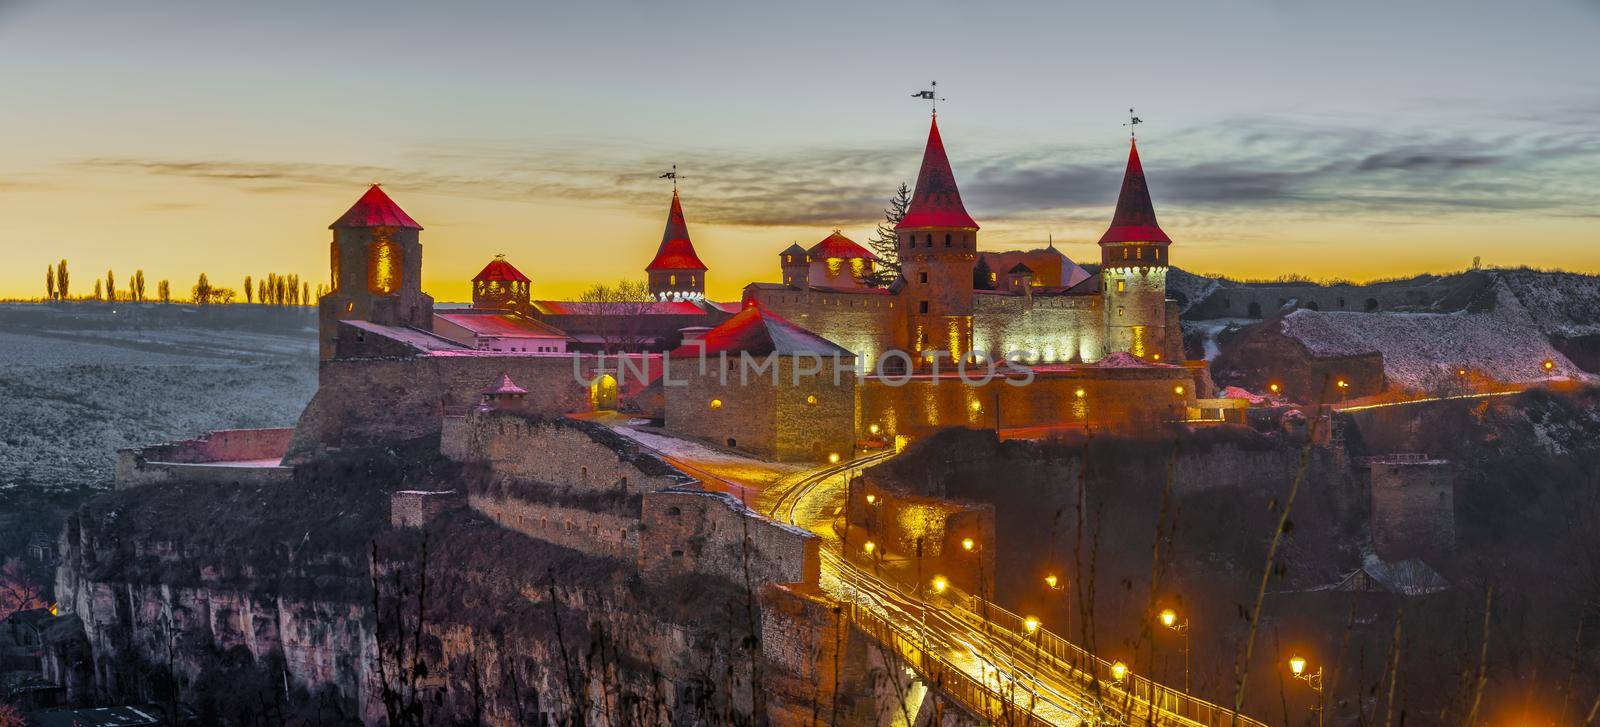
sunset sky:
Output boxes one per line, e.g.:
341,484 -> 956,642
2,0 -> 1597,302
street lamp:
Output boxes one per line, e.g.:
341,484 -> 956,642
865,493 -> 876,505
1289,655 -> 1325,727
1110,661 -> 1128,683
961,537 -> 975,552
1044,574 -> 1060,590
931,575 -> 948,594
828,452 -> 840,464
1544,359 -> 1556,372
1269,383 -> 1281,395
863,541 -> 875,555
1023,616 -> 1040,634
1158,608 -> 1191,692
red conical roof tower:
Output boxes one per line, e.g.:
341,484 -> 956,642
646,190 -> 708,271
1098,139 -> 1170,244
330,184 -> 422,230
896,117 -> 979,231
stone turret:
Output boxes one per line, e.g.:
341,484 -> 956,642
317,185 -> 435,359
1099,139 -> 1172,360
645,190 -> 708,301
779,243 -> 809,288
896,115 -> 979,365
472,255 -> 532,311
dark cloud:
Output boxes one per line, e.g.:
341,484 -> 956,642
76,118 -> 1600,232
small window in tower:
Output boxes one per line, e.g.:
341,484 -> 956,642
919,272 -> 928,284
1118,306 -> 1126,317
669,274 -> 677,286
944,233 -> 952,247
919,301 -> 929,314
989,272 -> 997,284
1122,247 -> 1130,260
1136,247 -> 1144,260
1116,280 -> 1126,293
926,234 -> 934,247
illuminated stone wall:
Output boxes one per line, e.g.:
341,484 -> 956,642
972,293 -> 1105,364
1103,267 -> 1169,358
469,492 -> 639,560
858,368 -> 1194,440
746,288 -> 900,367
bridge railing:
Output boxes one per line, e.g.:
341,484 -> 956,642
847,601 -> 1057,727
962,593 -> 1267,727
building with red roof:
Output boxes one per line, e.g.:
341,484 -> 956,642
433,310 -> 569,354
317,184 -> 434,360
472,255 -> 533,312
803,231 -> 879,292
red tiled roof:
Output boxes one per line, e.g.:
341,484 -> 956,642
435,311 -> 567,338
532,300 -> 708,316
646,190 -> 708,271
1098,140 -> 1171,244
808,231 -> 878,261
897,117 -> 979,231
669,303 -> 852,358
330,184 -> 422,230
473,257 -> 531,283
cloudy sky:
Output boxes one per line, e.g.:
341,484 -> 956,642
1,0 -> 1597,301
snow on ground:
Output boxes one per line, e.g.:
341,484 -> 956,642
1495,269 -> 1600,337
1187,318 -> 1253,361
1281,280 -> 1580,390
611,426 -> 804,498
0,327 -> 318,490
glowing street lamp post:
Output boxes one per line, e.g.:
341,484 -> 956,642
1158,608 -> 1190,692
1289,655 -> 1325,727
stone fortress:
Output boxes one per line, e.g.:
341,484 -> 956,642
294,114 -> 1223,464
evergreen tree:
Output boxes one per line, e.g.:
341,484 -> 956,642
92,279 -> 102,301
862,183 -> 911,287
134,270 -> 146,301
105,270 -> 116,302
973,256 -> 995,290
245,275 -> 253,304
45,266 -> 55,301
158,280 -> 171,304
302,281 -> 310,306
56,260 -> 69,300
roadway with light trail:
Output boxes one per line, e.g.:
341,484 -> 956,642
636,434 -> 1267,726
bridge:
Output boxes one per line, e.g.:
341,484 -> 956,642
652,438 -> 1269,726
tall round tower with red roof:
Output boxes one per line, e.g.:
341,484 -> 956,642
645,190 -> 708,301
1099,139 -> 1173,359
317,184 -> 435,359
896,116 -> 979,364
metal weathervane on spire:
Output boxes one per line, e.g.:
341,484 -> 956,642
1124,108 -> 1144,139
912,81 -> 944,116
658,164 -> 684,191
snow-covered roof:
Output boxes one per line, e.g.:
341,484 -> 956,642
1335,555 -> 1449,596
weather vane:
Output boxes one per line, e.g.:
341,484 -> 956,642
1124,108 -> 1144,139
912,81 -> 944,116
658,164 -> 684,191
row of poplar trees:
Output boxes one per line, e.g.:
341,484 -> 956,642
43,260 -> 323,306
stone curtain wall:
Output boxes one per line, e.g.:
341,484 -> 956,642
1104,267 -> 1169,358
287,353 -> 655,462
640,489 -> 820,588
466,413 -> 687,496
972,294 -> 1104,364
1185,273 -> 1489,320
773,358 -> 857,462
469,493 -> 640,561
1213,319 -> 1387,401
390,490 -> 464,528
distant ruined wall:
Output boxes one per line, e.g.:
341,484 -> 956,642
640,489 -> 820,588
1212,314 -> 1387,401
1370,459 -> 1455,561
1186,274 -> 1488,320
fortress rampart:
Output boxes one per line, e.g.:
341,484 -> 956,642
114,427 -> 294,489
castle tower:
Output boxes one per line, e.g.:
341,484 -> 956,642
318,185 -> 434,359
1099,139 -> 1172,359
896,116 -> 979,365
645,190 -> 708,300
472,255 -> 532,311
779,243 -> 809,288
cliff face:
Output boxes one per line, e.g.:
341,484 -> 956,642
52,444 -> 764,725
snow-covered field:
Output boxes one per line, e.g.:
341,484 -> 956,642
0,327 -> 318,490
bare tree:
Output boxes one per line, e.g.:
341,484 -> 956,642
0,558 -> 45,622
158,280 -> 171,304
192,273 -> 211,306
578,278 -> 656,353
56,259 -> 69,300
